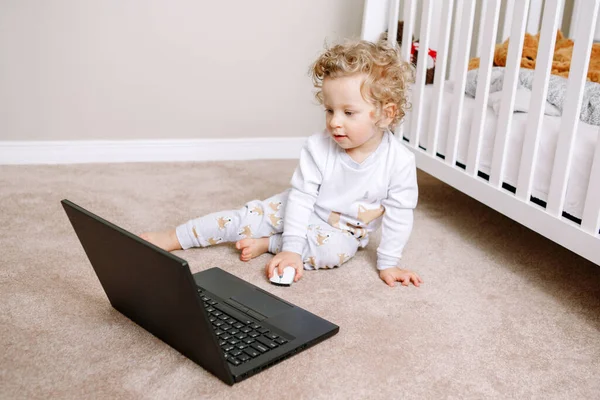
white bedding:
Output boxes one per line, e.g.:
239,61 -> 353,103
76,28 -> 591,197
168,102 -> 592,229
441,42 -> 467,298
405,84 -> 598,220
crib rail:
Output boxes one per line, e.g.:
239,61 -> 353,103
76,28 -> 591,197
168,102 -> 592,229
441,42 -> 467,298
361,0 -> 600,266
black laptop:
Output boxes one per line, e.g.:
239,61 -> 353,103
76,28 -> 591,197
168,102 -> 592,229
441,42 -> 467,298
61,199 -> 339,385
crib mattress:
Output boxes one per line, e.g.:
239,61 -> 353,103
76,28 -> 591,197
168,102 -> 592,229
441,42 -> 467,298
407,84 -> 598,220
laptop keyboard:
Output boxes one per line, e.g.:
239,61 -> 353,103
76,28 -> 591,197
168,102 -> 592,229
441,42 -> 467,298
197,288 -> 289,367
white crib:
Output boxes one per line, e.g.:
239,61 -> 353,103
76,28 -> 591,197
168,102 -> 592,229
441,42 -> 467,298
362,0 -> 600,266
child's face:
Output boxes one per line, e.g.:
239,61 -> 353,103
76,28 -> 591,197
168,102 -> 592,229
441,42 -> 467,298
322,74 -> 391,154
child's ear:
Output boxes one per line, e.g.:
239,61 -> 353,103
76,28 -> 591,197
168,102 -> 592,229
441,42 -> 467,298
378,103 -> 397,128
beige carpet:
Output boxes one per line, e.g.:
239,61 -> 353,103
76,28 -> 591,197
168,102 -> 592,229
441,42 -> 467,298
1,160 -> 599,399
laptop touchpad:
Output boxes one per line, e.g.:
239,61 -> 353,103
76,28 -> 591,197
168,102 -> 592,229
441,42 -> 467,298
232,290 -> 292,318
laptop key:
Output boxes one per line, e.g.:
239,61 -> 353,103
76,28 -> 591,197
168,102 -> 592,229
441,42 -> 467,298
231,350 -> 242,357
256,335 -> 278,349
250,343 -> 269,353
228,357 -> 241,366
213,303 -> 255,326
223,345 -> 235,352
265,333 -> 279,340
238,353 -> 250,362
243,348 -> 260,358
275,338 -> 288,345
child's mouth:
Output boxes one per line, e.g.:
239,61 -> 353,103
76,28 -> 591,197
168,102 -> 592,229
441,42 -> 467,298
333,134 -> 347,141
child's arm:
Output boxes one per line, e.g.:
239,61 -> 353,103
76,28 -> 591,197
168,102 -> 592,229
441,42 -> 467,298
377,152 -> 420,287
266,134 -> 326,280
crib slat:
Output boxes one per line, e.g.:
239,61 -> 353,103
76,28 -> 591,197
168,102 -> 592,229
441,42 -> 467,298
516,0 -> 562,201
446,0 -> 476,166
489,0 -> 530,188
466,0 -> 501,176
582,132 -> 600,235
547,0 -> 600,216
395,0 -> 416,139
360,0 -> 389,42
501,0 -> 515,41
557,0 -> 565,30
400,0 -> 417,63
427,0 -> 454,156
409,0 -> 433,148
527,0 -> 543,34
449,0 -> 463,82
570,0 -> 582,38
387,0 -> 400,48
474,0 -> 487,58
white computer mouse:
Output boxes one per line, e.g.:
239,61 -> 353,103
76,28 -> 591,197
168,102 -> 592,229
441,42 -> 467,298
270,266 -> 296,287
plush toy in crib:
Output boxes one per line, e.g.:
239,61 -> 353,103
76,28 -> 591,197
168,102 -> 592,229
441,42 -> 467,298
468,30 -> 600,83
380,21 -> 436,84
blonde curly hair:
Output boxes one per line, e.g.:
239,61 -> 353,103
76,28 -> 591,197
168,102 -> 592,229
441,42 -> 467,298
310,39 -> 414,129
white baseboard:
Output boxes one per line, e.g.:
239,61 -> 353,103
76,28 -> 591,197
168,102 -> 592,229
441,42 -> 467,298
0,137 -> 306,165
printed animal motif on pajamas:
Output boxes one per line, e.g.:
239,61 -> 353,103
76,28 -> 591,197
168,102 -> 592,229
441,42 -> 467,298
327,211 -> 341,228
269,201 -> 282,212
208,237 -> 223,245
269,214 -> 282,226
249,206 -> 264,216
357,205 -> 385,224
316,232 -> 331,246
346,224 -> 367,240
217,216 -> 232,230
338,253 -> 351,265
238,225 -> 253,239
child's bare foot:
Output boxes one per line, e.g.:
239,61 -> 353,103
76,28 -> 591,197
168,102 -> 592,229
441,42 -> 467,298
235,238 -> 270,261
140,229 -> 182,252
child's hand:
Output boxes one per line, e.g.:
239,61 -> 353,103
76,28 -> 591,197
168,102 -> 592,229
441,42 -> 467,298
379,267 -> 423,287
266,251 -> 304,282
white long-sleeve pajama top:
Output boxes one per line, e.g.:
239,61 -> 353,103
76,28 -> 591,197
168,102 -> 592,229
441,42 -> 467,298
281,130 -> 418,270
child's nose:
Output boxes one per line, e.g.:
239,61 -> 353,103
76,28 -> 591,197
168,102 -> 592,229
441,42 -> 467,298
329,114 -> 342,128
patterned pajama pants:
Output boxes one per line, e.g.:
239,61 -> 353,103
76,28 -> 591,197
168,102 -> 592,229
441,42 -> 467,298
176,190 -> 362,270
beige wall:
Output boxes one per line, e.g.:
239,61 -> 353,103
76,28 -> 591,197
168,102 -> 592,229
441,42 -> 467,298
0,0 -> 363,141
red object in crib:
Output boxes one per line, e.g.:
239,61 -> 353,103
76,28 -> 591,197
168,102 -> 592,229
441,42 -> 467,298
411,42 -> 437,69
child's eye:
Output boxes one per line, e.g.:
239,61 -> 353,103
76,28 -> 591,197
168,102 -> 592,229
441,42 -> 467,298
325,109 -> 333,114
345,111 -> 353,116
